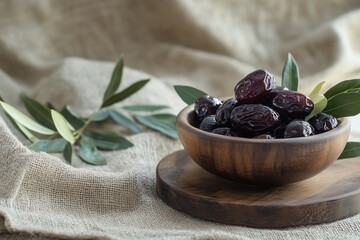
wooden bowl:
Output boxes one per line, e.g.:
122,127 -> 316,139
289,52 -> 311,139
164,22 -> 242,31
176,104 -> 351,185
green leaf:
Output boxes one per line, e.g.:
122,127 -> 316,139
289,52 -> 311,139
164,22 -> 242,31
63,142 -> 72,164
14,121 -> 39,143
103,58 -> 124,102
101,79 -> 150,108
29,138 -> 67,153
90,109 -> 110,122
109,110 -> 141,133
134,114 -> 178,139
61,106 -> 85,129
346,88 -> 360,93
21,95 -> 56,130
309,81 -> 326,98
307,97 -> 327,120
78,137 -> 106,165
83,130 -> 133,150
0,101 -> 55,135
306,81 -> 328,120
323,92 -> 360,118
173,85 -> 207,105
324,79 -> 360,100
0,109 -> 38,143
338,142 -> 360,159
51,110 -> 75,144
281,53 -> 299,91
123,104 -> 169,112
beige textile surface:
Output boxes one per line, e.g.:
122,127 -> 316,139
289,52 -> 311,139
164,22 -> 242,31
0,0 -> 360,239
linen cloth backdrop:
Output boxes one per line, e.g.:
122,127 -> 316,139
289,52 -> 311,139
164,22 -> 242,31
0,0 -> 360,239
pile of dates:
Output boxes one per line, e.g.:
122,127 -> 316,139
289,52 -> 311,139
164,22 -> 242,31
193,69 -> 338,138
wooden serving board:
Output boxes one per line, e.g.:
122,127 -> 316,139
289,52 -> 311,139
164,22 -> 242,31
156,150 -> 360,228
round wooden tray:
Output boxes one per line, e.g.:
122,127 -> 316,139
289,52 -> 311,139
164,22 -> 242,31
156,150 -> 360,228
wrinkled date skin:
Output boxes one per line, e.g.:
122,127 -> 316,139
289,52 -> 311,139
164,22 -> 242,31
199,115 -> 219,132
194,95 -> 222,120
284,120 -> 315,138
234,69 -> 276,103
212,127 -> 235,136
309,113 -> 338,134
272,122 -> 288,138
215,98 -> 238,125
267,90 -> 314,119
230,104 -> 280,134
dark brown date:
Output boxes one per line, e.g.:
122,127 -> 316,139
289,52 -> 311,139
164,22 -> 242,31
272,123 -> 288,138
230,104 -> 280,134
199,115 -> 219,132
308,113 -> 338,134
283,120 -> 314,138
212,127 -> 235,136
194,95 -> 222,120
267,90 -> 314,119
215,98 -> 238,125
234,69 -> 276,103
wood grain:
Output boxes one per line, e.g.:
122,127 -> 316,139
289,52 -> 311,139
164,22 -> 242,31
156,150 -> 360,228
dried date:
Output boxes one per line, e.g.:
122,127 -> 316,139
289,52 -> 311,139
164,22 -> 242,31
308,113 -> 338,134
212,127 -> 235,136
283,120 -> 315,138
230,104 -> 280,134
234,69 -> 276,103
215,98 -> 238,125
199,115 -> 219,132
194,95 -> 222,120
267,89 -> 314,119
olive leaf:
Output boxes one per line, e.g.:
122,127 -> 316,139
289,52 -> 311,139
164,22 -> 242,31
109,110 -> 141,133
346,88 -> 360,93
0,57 -> 179,166
78,137 -> 106,165
14,121 -> 39,143
83,129 -> 133,150
101,79 -> 150,108
174,85 -> 207,105
281,53 -> 299,91
338,142 -> 360,160
91,109 -> 111,122
51,110 -> 75,144
123,104 -> 169,112
1,106 -> 39,143
324,79 -> 360,100
63,142 -> 72,164
306,81 -> 327,120
61,106 -> 85,129
134,113 -> 177,139
323,92 -> 360,118
21,95 -> 56,130
103,57 -> 124,102
0,101 -> 55,135
29,138 -> 67,153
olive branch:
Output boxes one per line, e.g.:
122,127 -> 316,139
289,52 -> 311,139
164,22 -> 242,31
0,58 -> 177,165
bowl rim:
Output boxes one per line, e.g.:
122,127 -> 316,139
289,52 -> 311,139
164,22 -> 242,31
176,103 -> 351,144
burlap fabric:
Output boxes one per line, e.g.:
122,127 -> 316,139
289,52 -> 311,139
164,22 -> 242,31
0,1 -> 360,239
